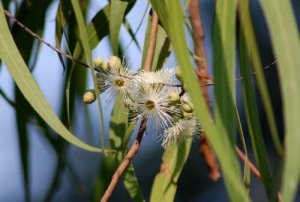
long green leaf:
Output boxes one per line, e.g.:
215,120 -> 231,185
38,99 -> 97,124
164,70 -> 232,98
258,1 -> 300,201
70,0 -> 107,152
150,141 -> 192,202
213,0 -> 237,143
109,0 -> 129,55
0,4 -> 103,152
109,97 -> 143,201
238,0 -> 283,156
238,28 -> 272,195
164,1 -> 249,201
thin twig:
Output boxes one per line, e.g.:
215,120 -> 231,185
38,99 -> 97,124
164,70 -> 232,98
100,9 -> 159,202
4,9 -> 277,82
235,146 -> 284,201
235,146 -> 261,179
189,0 -> 221,181
143,10 -> 159,72
3,9 -> 89,68
100,119 -> 147,202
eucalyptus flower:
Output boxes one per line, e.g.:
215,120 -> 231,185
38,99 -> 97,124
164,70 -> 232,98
95,57 -> 135,101
131,84 -> 179,132
161,117 -> 200,148
136,68 -> 178,86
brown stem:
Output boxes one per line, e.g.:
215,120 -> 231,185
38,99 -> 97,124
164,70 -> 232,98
101,119 -> 147,202
235,146 -> 283,201
100,9 -> 159,202
189,0 -> 220,181
3,9 -> 89,68
235,146 -> 261,179
143,10 -> 159,72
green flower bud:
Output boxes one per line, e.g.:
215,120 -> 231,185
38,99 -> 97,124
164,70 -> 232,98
168,92 -> 180,104
181,110 -> 194,119
108,56 -> 122,70
83,89 -> 97,104
94,57 -> 108,71
182,102 -> 194,113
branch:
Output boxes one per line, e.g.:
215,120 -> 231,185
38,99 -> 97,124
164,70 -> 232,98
3,9 -> 89,68
100,119 -> 147,202
143,10 -> 159,72
235,146 -> 261,179
189,0 -> 220,181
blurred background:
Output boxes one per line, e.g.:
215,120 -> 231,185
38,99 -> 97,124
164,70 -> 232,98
1,0 -> 300,201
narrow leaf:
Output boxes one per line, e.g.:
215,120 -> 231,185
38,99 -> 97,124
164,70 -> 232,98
0,5 -> 103,152
109,0 -> 129,55
213,0 -> 237,143
238,0 -> 283,156
259,1 -> 300,201
150,141 -> 192,202
165,1 -> 249,201
239,28 -> 272,195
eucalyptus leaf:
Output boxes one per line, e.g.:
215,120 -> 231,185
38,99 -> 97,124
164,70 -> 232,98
0,5 -> 104,152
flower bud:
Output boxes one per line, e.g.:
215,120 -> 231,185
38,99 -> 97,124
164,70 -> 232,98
168,92 -> 180,104
94,57 -> 108,71
108,56 -> 122,70
182,102 -> 194,113
181,111 -> 194,119
83,89 -> 97,104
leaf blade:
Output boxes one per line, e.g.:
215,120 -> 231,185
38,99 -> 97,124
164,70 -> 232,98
259,1 -> 300,201
0,5 -> 103,152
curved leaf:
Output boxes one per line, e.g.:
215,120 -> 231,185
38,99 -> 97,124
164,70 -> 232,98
0,5 -> 103,152
109,0 -> 130,55
213,0 -> 237,143
165,1 -> 249,201
259,1 -> 300,201
150,141 -> 192,202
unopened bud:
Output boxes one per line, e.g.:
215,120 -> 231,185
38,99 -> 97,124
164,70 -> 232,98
83,89 -> 97,104
168,92 -> 180,104
181,111 -> 194,119
108,56 -> 122,70
182,102 -> 194,113
94,57 -> 108,71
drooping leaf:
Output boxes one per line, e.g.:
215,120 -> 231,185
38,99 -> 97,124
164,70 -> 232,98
213,0 -> 238,143
150,141 -> 192,202
71,0 -> 108,151
164,1 -> 249,201
238,27 -> 272,196
109,0 -> 130,55
0,5 -> 104,152
238,0 -> 283,156
123,19 -> 141,51
258,1 -> 300,201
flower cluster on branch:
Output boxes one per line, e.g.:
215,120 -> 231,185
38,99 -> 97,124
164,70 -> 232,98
83,56 -> 202,148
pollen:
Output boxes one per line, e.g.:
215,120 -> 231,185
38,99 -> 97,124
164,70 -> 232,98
115,78 -> 125,87
145,100 -> 155,110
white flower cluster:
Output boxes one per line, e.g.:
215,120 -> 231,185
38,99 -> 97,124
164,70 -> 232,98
87,56 -> 201,148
